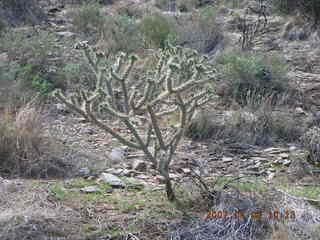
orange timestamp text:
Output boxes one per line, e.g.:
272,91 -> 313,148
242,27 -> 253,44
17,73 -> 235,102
204,209 -> 296,220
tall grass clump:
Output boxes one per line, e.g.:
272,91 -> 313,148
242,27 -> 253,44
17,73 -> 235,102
0,105 -> 71,178
100,13 -> 143,53
185,104 -> 303,145
174,6 -> 224,54
68,3 -> 105,38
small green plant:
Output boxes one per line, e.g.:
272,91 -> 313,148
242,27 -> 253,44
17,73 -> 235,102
215,51 -> 289,105
50,184 -> 69,200
17,64 -> 54,96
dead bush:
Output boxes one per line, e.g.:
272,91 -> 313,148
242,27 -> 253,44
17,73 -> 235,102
271,0 -> 320,26
0,105 -> 72,178
215,51 -> 291,105
68,2 -> 105,41
174,7 -> 224,54
185,104 -> 303,145
301,126 -> 320,166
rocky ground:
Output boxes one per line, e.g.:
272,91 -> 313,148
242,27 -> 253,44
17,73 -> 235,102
1,0 -> 320,239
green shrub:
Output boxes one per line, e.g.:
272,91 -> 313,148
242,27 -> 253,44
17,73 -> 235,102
215,51 -> 290,105
139,14 -> 175,49
17,64 -> 55,96
0,29 -> 65,105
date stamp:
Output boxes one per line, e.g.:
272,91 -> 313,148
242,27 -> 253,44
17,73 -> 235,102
204,209 -> 296,220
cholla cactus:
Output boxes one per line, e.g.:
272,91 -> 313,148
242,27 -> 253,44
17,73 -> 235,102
53,42 -> 217,201
301,127 -> 320,166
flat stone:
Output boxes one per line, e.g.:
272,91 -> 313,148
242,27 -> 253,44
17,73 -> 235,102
80,186 -> 101,193
263,148 -> 288,154
222,157 -> 233,163
246,165 -> 260,172
99,173 -> 126,188
279,153 -> 289,159
56,31 -> 76,38
124,177 -> 145,189
106,168 -> 124,175
283,159 -> 292,167
78,167 -> 90,177
135,174 -> 149,180
181,168 -> 191,174
169,173 -> 180,180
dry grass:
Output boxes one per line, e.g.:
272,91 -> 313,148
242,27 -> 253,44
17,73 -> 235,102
185,102 -> 303,145
0,104 -> 72,178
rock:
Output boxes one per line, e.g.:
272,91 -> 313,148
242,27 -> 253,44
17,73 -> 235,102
78,167 -> 90,177
107,147 -> 126,164
0,52 -> 8,63
81,127 -> 96,135
99,173 -> 126,188
48,17 -> 67,25
263,147 -> 288,154
246,165 -> 260,172
136,174 -> 149,180
181,168 -> 191,174
283,159 -> 292,167
124,177 -> 145,190
154,175 -> 166,184
295,107 -> 305,115
55,103 -> 70,114
222,157 -> 233,163
80,186 -> 101,193
132,160 -> 147,172
106,168 -> 124,175
267,172 -> 276,181
169,173 -> 180,180
279,153 -> 290,159
56,31 -> 77,38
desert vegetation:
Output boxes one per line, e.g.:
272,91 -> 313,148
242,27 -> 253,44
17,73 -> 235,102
1,0 -> 320,239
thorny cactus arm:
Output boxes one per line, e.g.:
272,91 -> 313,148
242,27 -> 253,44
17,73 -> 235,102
53,89 -> 142,150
